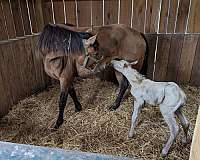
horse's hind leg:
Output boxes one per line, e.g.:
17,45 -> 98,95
69,85 -> 82,112
109,71 -> 129,111
160,106 -> 180,157
175,108 -> 190,144
54,90 -> 69,129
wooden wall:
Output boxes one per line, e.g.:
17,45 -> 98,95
0,35 -> 50,117
0,0 -> 200,116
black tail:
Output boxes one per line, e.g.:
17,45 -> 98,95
140,33 -> 149,75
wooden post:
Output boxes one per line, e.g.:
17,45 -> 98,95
189,106 -> 200,160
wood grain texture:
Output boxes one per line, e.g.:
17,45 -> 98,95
175,0 -> 190,33
154,34 -> 171,81
159,0 -> 170,33
77,0 -> 91,27
1,0 -> 15,38
27,0 -> 38,33
10,0 -> 24,36
65,0 -> 76,25
34,0 -> 44,31
177,35 -> 199,84
167,0 -> 178,33
42,1 -> 54,25
92,0 -> 103,26
53,0 -> 65,24
145,0 -> 161,33
145,34 -> 157,79
132,0 -> 146,32
188,0 -> 200,33
166,34 -> 184,82
0,1 -> 8,40
104,0 -> 118,25
120,0 -> 132,26
190,36 -> 200,86
19,0 -> 31,35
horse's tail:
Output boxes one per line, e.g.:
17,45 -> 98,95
140,33 -> 149,75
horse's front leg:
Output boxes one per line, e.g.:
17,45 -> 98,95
109,74 -> 129,110
69,85 -> 82,112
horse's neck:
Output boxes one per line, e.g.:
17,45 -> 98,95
125,72 -> 144,87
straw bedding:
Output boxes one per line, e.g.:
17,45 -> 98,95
0,78 -> 199,160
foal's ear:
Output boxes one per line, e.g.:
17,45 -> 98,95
85,34 -> 97,46
130,60 -> 138,66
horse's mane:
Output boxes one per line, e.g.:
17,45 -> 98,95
37,24 -> 88,57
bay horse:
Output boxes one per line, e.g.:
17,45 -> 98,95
37,24 -> 147,129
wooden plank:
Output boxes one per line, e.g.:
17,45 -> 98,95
104,0 -> 118,25
120,0 -> 132,26
189,107 -> 200,160
188,0 -> 200,33
53,0 -> 65,24
145,0 -> 161,33
132,0 -> 146,33
175,0 -> 190,33
42,1 -> 54,25
27,0 -> 38,33
167,0 -> 178,33
177,35 -> 199,84
1,0 -> 16,38
92,0 -> 103,26
19,0 -> 31,35
159,0 -> 170,33
166,34 -> 184,82
0,1 -> 8,40
77,0 -> 91,27
34,0 -> 44,31
154,34 -> 171,81
65,0 -> 76,25
190,36 -> 200,86
10,0 -> 24,37
145,34 -> 157,79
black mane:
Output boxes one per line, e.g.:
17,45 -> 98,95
37,24 -> 91,56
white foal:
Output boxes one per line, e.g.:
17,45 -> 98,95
111,60 -> 190,157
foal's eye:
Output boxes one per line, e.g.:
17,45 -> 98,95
124,63 -> 128,68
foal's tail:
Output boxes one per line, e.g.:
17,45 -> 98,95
140,33 -> 149,76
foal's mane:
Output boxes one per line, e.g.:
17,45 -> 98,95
37,24 -> 87,56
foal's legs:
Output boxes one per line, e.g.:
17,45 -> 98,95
109,71 -> 129,110
175,108 -> 190,144
160,106 -> 180,157
128,99 -> 144,138
69,85 -> 82,112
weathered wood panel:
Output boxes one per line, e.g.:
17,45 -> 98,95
159,0 -> 170,33
104,0 -> 118,25
10,0 -> 24,36
154,34 -> 171,81
19,0 -> 32,35
53,0 -> 65,24
166,34 -> 184,81
188,0 -> 200,33
0,1 -> 8,40
27,0 -> 38,33
120,0 -> 132,26
42,1 -> 54,25
132,0 -> 146,33
34,0 -> 45,31
177,35 -> 199,83
175,0 -> 190,33
65,0 -> 76,25
92,0 -> 103,26
77,0 -> 91,27
145,34 -> 157,79
190,36 -> 200,86
167,0 -> 179,33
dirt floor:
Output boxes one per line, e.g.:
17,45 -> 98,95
0,78 -> 199,160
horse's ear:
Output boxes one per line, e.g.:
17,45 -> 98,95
85,34 -> 97,46
130,60 -> 138,66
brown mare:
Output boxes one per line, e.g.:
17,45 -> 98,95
37,24 -> 147,129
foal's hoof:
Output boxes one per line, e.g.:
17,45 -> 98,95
109,103 -> 119,111
161,149 -> 168,158
182,136 -> 192,145
75,104 -> 82,112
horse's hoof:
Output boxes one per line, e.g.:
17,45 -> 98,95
75,104 -> 82,112
109,103 -> 119,111
161,149 -> 168,158
182,136 -> 192,145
